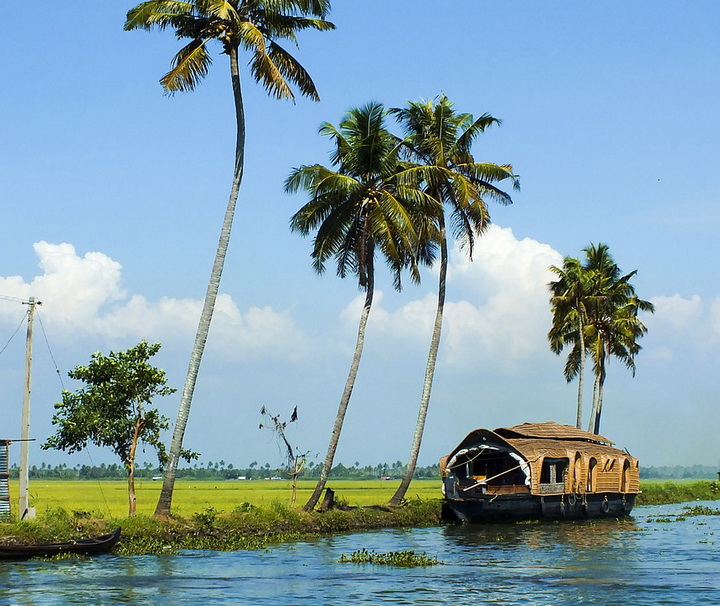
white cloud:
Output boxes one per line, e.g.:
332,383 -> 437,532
338,225 -> 564,368
0,242 -> 309,360
650,294 -> 704,332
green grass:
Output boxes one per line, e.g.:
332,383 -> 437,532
10,478 -> 441,518
13,478 -> 720,518
0,498 -> 444,556
636,480 -> 720,505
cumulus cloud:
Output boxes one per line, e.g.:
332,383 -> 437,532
339,225 -> 564,368
647,293 -> 720,359
0,242 -> 309,360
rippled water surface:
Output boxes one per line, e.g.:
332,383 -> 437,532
1,502 -> 717,605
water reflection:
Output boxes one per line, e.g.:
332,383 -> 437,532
0,503 -> 717,605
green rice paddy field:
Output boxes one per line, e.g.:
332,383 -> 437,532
10,479 -> 442,518
8,478 -> 717,519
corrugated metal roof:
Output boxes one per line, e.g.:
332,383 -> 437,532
495,421 -> 613,445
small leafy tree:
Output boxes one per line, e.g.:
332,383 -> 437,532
42,341 -> 189,515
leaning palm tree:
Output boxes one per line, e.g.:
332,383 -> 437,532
582,243 -> 654,434
548,256 -> 592,429
388,96 -> 519,505
286,102 -> 436,511
124,0 -> 334,517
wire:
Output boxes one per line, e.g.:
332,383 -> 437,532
36,312 -> 66,391
0,294 -> 26,304
0,309 -> 29,358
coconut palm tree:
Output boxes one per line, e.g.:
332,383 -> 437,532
124,0 -> 334,517
581,243 -> 654,434
286,102 -> 436,511
548,256 -> 592,429
387,96 -> 519,506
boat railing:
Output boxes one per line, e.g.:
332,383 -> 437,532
537,482 -> 566,495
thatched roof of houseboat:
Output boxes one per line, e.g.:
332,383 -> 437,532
495,422 -> 613,445
441,422 -> 637,474
504,438 -> 634,465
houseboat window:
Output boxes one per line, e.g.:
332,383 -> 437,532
621,459 -> 631,492
587,458 -> 598,492
540,458 -> 568,485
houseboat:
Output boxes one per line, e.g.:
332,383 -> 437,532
440,421 -> 639,522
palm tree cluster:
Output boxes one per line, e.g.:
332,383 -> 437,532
123,2 -> 653,515
287,97 -> 518,509
548,243 -> 655,435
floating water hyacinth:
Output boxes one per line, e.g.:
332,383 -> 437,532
339,548 -> 441,567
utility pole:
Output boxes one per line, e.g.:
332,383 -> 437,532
19,296 -> 39,520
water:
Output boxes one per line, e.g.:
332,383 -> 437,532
1,502 -> 717,605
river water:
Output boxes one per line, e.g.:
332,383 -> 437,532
1,501 -> 717,605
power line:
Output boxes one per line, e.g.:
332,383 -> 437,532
0,310 -> 28,358
36,311 -> 66,391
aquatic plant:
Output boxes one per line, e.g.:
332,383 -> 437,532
339,548 -> 441,567
681,505 -> 720,516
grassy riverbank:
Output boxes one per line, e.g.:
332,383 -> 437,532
0,499 -> 443,555
636,479 -> 720,505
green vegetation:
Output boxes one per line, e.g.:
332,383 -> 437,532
388,96 -> 518,506
339,548 -> 441,567
287,102 -> 432,511
636,480 -> 720,505
0,499 -> 442,556
548,243 -> 655,433
9,479 -> 441,518
42,341 -> 184,516
10,460 -> 441,482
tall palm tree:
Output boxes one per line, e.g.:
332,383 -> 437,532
124,0 -> 334,517
286,102 -> 436,511
387,96 -> 518,505
582,243 -> 654,434
548,256 -> 592,429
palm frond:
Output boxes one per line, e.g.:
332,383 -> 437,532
125,1 -> 196,31
267,41 -> 320,100
161,38 -> 212,92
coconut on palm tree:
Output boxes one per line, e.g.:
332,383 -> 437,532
124,0 -> 334,517
387,95 -> 518,506
286,102 -> 436,511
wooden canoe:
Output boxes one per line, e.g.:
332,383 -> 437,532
0,527 -> 121,560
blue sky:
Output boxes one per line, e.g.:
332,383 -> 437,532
1,2 -> 718,473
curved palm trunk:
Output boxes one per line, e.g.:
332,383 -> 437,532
155,47 -> 245,517
388,221 -> 448,506
587,347 -> 605,434
592,359 -> 606,435
303,266 -> 375,511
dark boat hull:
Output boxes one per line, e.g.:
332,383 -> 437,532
0,527 -> 121,560
442,493 -> 635,523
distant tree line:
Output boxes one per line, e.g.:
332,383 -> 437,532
9,461 -> 441,481
639,465 -> 719,480
12,462 -> 718,481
